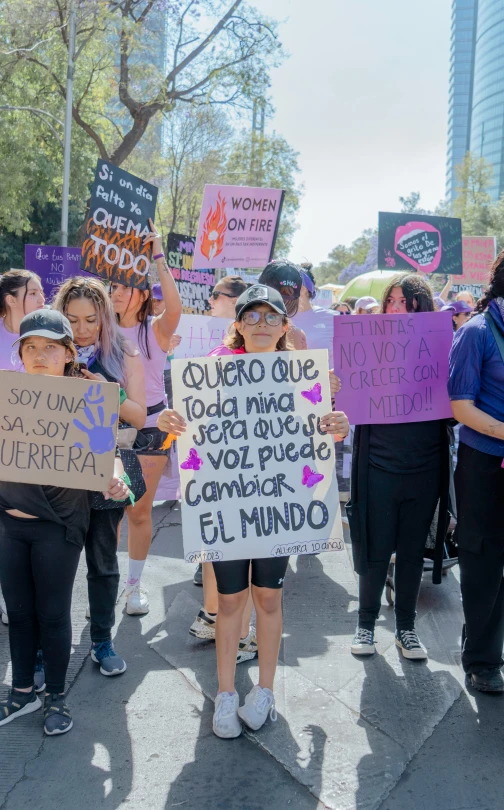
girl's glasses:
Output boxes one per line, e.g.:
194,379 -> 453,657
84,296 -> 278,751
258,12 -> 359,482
241,311 -> 283,327
210,291 -> 235,300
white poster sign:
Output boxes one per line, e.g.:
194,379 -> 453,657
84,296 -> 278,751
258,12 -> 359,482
172,350 -> 343,563
173,314 -> 231,359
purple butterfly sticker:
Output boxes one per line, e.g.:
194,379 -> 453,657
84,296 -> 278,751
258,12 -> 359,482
301,382 -> 322,405
302,465 -> 324,488
180,448 -> 203,471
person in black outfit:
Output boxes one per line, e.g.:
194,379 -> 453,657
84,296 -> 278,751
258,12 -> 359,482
347,274 -> 451,660
449,251 -> 504,692
0,310 -> 130,735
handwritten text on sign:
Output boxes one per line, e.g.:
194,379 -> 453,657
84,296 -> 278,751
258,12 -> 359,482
172,350 -> 343,563
333,313 -> 453,424
0,371 -> 119,490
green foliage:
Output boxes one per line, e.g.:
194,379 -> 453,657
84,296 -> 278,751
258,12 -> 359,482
314,229 -> 376,285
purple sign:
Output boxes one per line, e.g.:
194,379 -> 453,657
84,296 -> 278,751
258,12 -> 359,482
333,312 -> 453,424
24,244 -> 92,301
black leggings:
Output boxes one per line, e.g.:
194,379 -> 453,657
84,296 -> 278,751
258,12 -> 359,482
0,513 -> 81,693
358,466 -> 441,631
213,556 -> 290,595
85,508 -> 124,643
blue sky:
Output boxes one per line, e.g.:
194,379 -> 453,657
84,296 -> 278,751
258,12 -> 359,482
252,0 -> 452,265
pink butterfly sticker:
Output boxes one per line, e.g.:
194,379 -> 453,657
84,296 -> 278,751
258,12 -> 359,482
301,382 -> 322,405
180,448 -> 203,471
301,465 -> 324,488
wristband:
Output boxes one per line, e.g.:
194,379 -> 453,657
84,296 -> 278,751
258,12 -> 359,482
119,387 -> 127,405
153,253 -> 165,261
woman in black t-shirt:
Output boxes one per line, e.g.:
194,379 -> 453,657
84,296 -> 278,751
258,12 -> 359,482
348,274 -> 451,660
0,310 -> 129,736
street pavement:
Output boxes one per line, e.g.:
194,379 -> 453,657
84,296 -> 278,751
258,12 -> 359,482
1,501 -> 503,810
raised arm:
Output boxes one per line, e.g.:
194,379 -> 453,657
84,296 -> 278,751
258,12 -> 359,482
143,218 -> 182,351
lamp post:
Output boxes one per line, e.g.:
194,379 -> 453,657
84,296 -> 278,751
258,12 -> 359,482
61,0 -> 76,247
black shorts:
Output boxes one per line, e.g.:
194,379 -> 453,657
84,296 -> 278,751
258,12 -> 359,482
136,426 -> 169,456
212,556 -> 290,595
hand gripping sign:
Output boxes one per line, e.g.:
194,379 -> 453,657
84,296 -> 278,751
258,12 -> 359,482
0,372 -> 119,490
172,349 -> 343,563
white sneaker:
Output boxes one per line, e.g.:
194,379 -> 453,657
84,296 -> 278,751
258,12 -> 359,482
213,691 -> 241,739
0,587 -> 8,625
189,609 -> 216,640
238,685 -> 277,731
124,582 -> 149,615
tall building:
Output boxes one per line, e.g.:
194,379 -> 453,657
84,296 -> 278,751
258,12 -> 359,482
446,0 -> 504,203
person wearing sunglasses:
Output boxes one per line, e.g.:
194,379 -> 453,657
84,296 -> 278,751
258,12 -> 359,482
208,276 -> 250,319
158,284 -> 349,738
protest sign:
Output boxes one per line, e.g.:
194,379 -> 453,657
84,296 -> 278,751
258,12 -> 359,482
80,160 -> 158,290
378,212 -> 462,274
312,288 -> 333,309
333,312 -> 453,425
293,309 -> 337,367
167,232 -> 215,313
25,244 -> 92,301
451,236 -> 495,295
172,314 -> 232,359
193,184 -> 284,270
172,350 -> 343,563
0,371 -> 119,489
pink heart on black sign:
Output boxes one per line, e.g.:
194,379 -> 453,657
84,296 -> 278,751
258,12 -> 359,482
394,220 -> 442,274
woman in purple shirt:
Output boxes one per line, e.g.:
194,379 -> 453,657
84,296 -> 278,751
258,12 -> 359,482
448,250 -> 504,693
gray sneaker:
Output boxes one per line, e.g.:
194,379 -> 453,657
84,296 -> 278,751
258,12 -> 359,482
193,563 -> 203,586
213,691 -> 241,738
238,685 -> 277,731
91,641 -> 127,676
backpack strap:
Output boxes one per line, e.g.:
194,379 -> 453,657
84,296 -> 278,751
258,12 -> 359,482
484,312 -> 504,364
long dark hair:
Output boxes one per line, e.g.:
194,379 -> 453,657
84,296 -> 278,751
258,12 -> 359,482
0,270 -> 41,317
216,276 -> 250,297
380,273 -> 434,313
18,334 -> 81,377
117,277 -> 153,360
224,305 -> 289,352
476,249 -> 504,312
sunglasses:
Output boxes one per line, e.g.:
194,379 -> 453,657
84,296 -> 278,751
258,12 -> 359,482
210,290 -> 235,300
241,311 -> 283,327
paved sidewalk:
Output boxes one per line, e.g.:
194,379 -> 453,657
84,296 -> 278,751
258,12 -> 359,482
1,501 -> 502,810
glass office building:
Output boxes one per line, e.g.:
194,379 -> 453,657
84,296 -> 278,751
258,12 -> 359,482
446,0 -> 504,203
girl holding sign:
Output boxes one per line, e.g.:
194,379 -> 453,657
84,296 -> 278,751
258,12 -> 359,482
349,274 -> 452,661
158,284 -> 349,739
0,310 -> 129,735
111,219 -> 182,615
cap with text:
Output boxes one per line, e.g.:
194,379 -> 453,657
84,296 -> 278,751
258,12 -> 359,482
235,285 -> 288,320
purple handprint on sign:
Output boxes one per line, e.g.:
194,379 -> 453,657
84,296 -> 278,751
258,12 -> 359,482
73,384 -> 118,454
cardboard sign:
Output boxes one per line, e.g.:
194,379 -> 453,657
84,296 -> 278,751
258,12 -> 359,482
167,232 -> 215,313
0,371 -> 119,490
25,244 -> 93,301
172,314 -> 232,359
80,160 -> 158,289
451,236 -> 495,294
378,212 -> 463,274
333,313 -> 453,424
172,350 -> 343,562
193,184 -> 284,270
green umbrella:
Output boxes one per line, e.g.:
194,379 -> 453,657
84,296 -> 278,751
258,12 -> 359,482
339,269 -> 403,303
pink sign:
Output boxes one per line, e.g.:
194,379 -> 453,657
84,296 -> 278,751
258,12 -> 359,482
333,313 -> 454,425
192,184 -> 284,270
452,236 -> 495,287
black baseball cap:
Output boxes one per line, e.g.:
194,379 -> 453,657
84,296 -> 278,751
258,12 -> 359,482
235,285 -> 287,320
13,309 -> 74,345
258,259 -> 302,299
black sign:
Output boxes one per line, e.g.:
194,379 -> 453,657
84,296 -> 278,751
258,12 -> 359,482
167,232 -> 215,314
378,212 -> 463,275
80,160 -> 158,289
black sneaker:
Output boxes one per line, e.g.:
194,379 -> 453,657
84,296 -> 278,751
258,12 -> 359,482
193,563 -> 203,586
351,627 -> 376,656
395,629 -> 428,660
0,688 -> 41,727
467,668 -> 504,693
34,649 -> 46,693
43,693 -> 73,736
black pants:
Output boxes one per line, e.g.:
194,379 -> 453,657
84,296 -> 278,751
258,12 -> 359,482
455,443 -> 504,674
0,514 -> 81,693
358,466 -> 441,631
85,508 -> 124,643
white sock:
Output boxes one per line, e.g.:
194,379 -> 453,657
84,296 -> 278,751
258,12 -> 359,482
127,558 -> 146,586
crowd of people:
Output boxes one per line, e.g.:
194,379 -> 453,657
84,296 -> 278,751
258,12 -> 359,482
0,229 -> 503,742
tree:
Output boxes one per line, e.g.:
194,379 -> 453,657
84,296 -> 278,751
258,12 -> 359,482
314,244 -> 353,285
452,152 -> 494,236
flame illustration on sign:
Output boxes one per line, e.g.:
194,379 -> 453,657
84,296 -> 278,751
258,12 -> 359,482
200,192 -> 227,261
82,218 -> 150,288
